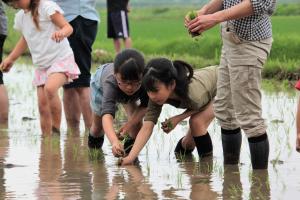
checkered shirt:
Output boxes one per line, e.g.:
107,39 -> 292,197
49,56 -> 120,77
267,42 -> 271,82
223,0 -> 276,41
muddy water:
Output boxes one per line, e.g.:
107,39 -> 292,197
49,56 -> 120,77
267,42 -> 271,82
0,63 -> 300,199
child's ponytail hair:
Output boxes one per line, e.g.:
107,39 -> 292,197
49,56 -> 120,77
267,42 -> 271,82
30,0 -> 40,30
143,58 -> 193,99
2,0 -> 40,30
114,48 -> 145,81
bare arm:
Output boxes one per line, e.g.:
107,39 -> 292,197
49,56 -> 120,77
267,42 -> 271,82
174,109 -> 198,122
1,36 -> 27,72
188,0 -> 254,34
121,121 -> 155,164
102,114 -> 125,156
199,0 -> 224,15
50,12 -> 73,42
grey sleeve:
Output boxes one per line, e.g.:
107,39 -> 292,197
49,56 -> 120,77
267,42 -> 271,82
250,0 -> 276,15
100,81 -> 118,118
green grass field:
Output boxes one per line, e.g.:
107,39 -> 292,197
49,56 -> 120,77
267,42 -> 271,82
3,6 -> 300,80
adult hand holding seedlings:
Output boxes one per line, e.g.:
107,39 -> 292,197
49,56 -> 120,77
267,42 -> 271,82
187,13 -> 220,35
185,10 -> 202,37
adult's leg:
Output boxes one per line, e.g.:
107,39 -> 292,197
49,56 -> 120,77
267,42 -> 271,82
124,37 -> 132,49
0,35 -> 8,126
0,84 -> 8,125
214,24 -> 243,165
44,73 -> 67,131
227,34 -> 272,169
64,17 -> 98,131
63,89 -> 81,131
113,38 -> 121,53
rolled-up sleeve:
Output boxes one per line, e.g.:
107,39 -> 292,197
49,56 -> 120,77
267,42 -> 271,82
144,101 -> 162,124
250,0 -> 276,15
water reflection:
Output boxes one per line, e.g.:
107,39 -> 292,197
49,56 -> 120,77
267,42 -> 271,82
180,157 -> 218,200
0,125 -> 9,198
36,135 -> 63,199
250,170 -> 270,200
1,63 -> 300,198
222,165 -> 242,199
61,131 -> 92,198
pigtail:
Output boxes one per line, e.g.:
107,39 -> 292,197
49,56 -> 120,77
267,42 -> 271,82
172,60 -> 194,99
30,0 -> 40,30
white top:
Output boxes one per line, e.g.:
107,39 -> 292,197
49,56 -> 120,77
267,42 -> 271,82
14,0 -> 73,68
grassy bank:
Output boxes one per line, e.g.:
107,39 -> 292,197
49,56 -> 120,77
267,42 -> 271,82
3,5 -> 300,80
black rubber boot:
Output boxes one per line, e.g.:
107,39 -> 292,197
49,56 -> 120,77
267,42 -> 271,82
248,133 -> 269,170
88,132 -> 104,150
174,136 -> 195,155
221,128 -> 242,165
123,136 -> 135,155
193,132 -> 213,158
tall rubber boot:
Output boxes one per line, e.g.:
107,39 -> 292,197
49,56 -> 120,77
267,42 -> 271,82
174,136 -> 195,155
193,132 -> 213,158
221,128 -> 242,164
248,133 -> 269,169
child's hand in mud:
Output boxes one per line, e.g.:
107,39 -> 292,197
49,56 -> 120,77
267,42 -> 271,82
51,30 -> 65,43
118,156 -> 134,166
112,141 -> 125,157
296,133 -> 300,153
0,57 -> 14,73
161,117 -> 179,133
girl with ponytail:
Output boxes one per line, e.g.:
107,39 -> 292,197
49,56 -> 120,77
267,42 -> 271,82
1,0 -> 79,134
121,57 -> 218,165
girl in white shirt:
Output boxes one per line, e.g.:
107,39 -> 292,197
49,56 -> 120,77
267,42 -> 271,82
1,0 -> 80,135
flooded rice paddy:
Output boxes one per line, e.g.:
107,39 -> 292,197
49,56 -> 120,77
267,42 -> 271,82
0,63 -> 300,199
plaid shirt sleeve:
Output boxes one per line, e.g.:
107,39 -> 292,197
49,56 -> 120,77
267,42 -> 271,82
250,0 -> 276,15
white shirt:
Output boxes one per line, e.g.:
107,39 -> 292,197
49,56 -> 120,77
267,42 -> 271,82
14,0 -> 73,68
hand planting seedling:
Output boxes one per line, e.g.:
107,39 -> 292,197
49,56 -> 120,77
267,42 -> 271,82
161,118 -> 174,133
187,10 -> 201,37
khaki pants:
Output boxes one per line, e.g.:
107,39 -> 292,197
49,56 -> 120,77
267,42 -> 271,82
213,22 -> 273,137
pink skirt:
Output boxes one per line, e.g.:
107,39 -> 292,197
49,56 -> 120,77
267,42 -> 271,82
33,55 -> 80,86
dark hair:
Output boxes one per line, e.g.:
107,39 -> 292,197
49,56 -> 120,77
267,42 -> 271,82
3,0 -> 40,30
114,48 -> 145,81
143,58 -> 194,99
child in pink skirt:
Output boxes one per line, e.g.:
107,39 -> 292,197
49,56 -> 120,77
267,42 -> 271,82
296,80 -> 300,152
1,0 -> 80,134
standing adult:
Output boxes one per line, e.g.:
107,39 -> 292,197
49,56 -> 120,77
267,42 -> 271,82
53,0 -> 99,132
186,0 -> 276,169
0,2 -> 8,126
107,0 -> 132,53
